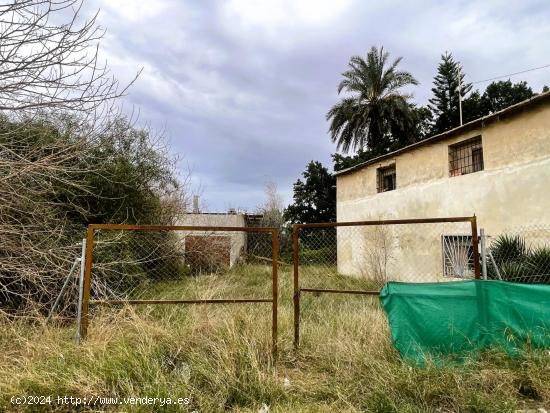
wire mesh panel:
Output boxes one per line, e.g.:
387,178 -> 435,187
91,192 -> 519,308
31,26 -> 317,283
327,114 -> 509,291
80,225 -> 278,354
292,217 -> 479,347
484,225 -> 550,284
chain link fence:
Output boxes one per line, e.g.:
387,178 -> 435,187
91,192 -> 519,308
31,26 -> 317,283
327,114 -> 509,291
87,229 -> 273,300
295,218 -> 479,288
79,225 -> 278,354
482,225 -> 550,284
49,218 -> 548,355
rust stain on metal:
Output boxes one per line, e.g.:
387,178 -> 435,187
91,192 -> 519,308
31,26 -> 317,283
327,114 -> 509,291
301,288 -> 379,295
79,226 -> 95,340
88,224 -> 277,232
271,229 -> 279,359
294,216 -> 474,229
292,225 -> 300,349
91,298 -> 273,305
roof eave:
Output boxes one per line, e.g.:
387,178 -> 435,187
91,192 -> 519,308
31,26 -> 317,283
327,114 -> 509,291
334,91 -> 550,177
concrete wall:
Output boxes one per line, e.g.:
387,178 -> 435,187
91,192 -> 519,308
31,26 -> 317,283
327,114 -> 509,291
336,103 -> 550,281
179,213 -> 246,267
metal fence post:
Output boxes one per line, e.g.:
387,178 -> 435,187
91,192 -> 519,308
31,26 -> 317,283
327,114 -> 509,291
75,238 -> 87,344
46,257 -> 80,323
480,228 -> 487,280
80,226 -> 95,340
471,216 -> 481,279
488,250 -> 502,280
293,224 -> 300,349
271,229 -> 279,359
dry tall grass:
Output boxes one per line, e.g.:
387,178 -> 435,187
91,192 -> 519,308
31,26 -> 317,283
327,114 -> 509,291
1,265 -> 549,412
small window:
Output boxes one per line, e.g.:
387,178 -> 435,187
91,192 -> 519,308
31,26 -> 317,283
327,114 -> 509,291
377,165 -> 396,192
442,235 -> 474,278
449,136 -> 484,177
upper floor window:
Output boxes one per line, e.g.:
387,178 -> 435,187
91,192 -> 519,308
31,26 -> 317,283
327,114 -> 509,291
449,136 -> 484,177
377,164 -> 396,192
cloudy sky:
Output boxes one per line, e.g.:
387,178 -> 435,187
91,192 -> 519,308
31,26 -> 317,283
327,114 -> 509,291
88,0 -> 550,212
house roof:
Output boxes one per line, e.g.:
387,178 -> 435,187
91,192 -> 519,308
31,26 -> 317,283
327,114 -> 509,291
334,90 -> 550,177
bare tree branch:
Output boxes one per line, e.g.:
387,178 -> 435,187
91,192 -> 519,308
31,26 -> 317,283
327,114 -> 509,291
0,0 -> 139,116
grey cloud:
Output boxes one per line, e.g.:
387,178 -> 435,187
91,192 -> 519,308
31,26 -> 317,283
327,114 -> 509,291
91,0 -> 550,210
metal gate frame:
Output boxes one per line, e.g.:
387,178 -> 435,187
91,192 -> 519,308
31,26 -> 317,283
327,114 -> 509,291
80,224 -> 279,356
292,216 -> 480,348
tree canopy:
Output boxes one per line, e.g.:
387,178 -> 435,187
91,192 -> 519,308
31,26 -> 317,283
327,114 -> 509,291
463,80 -> 534,122
330,48 -> 543,172
284,161 -> 336,224
0,1 -> 186,314
327,46 -> 419,154
332,104 -> 432,171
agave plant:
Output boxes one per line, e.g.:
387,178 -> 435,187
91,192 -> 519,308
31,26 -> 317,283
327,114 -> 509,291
490,235 -> 529,265
526,246 -> 550,279
488,234 -> 550,284
498,261 -> 530,282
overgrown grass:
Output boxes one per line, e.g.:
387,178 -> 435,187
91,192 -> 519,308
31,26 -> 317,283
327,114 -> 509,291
1,264 -> 549,412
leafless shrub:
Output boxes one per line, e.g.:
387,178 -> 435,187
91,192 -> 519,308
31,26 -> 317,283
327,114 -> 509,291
361,226 -> 394,286
258,181 -> 284,229
0,1 -> 193,318
0,116 -> 86,315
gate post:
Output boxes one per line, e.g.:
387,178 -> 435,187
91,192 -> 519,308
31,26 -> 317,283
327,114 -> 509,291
271,229 -> 279,359
471,216 -> 481,280
75,238 -> 87,343
480,228 -> 487,280
293,224 -> 300,348
80,225 -> 95,339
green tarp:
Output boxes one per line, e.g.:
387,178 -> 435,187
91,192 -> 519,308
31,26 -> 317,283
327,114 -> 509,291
379,280 -> 550,364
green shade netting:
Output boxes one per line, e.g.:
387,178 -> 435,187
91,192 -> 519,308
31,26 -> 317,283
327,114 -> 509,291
379,280 -> 550,364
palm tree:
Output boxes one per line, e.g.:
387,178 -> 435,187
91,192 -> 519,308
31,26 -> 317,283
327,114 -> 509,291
327,46 -> 419,153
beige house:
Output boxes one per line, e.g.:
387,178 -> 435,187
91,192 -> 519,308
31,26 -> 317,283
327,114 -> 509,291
335,92 -> 550,282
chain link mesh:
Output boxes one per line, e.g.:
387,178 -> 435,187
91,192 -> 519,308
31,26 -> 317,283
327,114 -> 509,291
297,221 -> 476,290
483,225 -> 550,284
89,228 -> 275,301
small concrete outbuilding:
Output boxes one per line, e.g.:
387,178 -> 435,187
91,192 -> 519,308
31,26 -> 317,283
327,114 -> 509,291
179,197 -> 263,269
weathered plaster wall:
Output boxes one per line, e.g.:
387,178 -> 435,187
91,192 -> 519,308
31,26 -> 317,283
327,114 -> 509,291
336,104 -> 550,281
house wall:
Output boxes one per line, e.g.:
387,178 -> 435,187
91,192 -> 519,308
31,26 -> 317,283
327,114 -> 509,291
179,213 -> 246,267
336,103 -> 550,281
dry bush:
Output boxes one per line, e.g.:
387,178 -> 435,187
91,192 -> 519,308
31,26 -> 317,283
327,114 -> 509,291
0,1 -> 192,316
0,117 -> 86,314
361,226 -> 395,286
0,115 -> 189,316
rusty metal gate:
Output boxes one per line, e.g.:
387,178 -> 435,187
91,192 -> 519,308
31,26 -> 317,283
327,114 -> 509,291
79,224 -> 279,355
292,216 -> 480,347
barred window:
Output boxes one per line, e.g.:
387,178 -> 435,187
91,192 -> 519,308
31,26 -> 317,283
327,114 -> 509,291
442,235 -> 474,278
377,164 -> 396,193
449,136 -> 484,177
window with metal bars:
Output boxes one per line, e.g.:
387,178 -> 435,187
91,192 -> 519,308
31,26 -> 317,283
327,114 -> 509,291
448,136 -> 484,177
377,164 -> 396,193
442,235 -> 474,278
